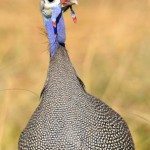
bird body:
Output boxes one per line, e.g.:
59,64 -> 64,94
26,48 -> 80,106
18,46 -> 135,150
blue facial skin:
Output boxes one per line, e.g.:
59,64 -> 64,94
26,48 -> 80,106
42,4 -> 66,57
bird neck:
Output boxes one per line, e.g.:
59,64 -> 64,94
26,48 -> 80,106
41,46 -> 85,102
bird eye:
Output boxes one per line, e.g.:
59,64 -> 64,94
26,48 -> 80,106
48,0 -> 54,2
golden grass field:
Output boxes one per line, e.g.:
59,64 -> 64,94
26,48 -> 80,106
0,0 -> 150,149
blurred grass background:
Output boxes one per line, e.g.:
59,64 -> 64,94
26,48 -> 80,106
0,0 -> 150,149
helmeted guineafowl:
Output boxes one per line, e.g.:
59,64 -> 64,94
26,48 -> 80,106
18,0 -> 134,149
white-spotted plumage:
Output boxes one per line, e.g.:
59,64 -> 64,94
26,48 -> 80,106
18,46 -> 135,150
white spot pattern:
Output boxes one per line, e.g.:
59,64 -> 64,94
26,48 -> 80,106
18,46 -> 134,150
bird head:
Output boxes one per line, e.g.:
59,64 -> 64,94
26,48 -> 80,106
40,0 -> 60,18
